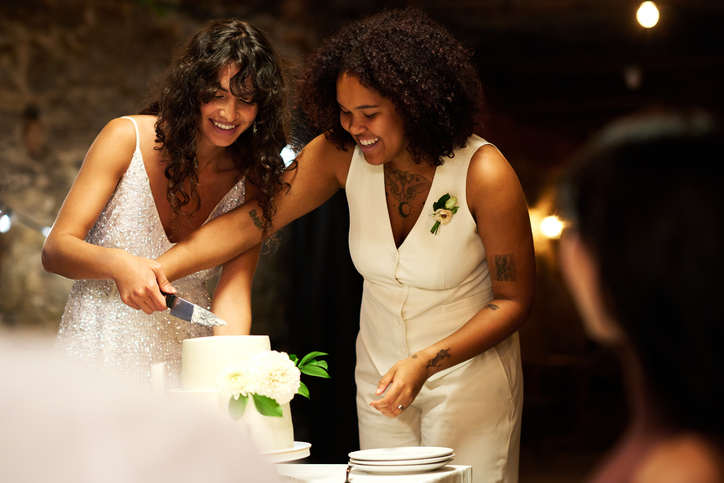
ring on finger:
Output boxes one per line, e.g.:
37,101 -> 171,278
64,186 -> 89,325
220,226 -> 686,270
397,404 -> 405,411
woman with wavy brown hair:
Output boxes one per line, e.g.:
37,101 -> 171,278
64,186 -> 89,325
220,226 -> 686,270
42,18 -> 288,387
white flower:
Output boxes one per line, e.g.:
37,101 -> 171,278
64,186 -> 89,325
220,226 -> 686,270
249,351 -> 301,405
432,208 -> 454,225
444,196 -> 458,210
217,360 -> 254,400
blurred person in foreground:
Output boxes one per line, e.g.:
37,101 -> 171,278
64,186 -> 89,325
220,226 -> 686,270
0,331 -> 279,483
558,109 -> 724,482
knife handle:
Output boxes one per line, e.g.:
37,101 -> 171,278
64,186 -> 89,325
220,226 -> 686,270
160,290 -> 176,310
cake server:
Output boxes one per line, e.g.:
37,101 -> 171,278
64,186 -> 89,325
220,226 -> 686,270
161,291 -> 226,327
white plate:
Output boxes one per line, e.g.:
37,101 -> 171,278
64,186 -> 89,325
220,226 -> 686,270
348,446 -> 454,462
262,441 -> 311,463
349,454 -> 455,466
351,458 -> 453,474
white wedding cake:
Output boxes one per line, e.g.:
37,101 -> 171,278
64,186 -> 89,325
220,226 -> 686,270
170,335 -> 295,452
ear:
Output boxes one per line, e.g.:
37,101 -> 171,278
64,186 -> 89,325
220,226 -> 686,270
559,231 -> 625,345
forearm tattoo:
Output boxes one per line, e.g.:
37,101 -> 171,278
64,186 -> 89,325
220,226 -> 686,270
384,166 -> 431,219
426,348 -> 451,369
484,303 -> 499,310
494,253 -> 517,281
248,209 -> 264,230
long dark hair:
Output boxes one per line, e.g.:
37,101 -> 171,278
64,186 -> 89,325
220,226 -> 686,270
142,18 -> 288,239
295,8 -> 484,166
558,109 -> 724,439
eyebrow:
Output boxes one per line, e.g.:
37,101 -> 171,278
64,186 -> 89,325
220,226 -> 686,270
338,102 -> 380,110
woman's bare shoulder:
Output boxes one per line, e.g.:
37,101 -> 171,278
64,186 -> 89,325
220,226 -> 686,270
634,433 -> 724,483
297,133 -> 354,188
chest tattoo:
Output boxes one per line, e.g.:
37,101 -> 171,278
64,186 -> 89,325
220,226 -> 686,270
384,166 -> 432,219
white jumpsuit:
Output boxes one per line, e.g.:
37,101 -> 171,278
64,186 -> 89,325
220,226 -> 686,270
347,135 -> 523,483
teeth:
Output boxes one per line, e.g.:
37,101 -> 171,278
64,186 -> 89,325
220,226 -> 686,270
359,137 -> 379,146
213,120 -> 235,130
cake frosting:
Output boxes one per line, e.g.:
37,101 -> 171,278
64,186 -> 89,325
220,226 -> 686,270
170,335 -> 295,452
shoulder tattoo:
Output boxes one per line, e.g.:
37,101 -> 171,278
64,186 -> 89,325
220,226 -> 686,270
494,253 -> 517,281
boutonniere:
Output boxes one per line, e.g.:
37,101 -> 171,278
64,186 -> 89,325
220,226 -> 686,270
430,193 -> 459,235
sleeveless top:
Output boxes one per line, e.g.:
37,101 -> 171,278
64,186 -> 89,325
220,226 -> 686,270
347,134 -> 497,380
55,116 -> 247,388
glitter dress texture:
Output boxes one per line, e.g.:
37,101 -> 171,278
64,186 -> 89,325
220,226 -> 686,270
55,117 -> 246,388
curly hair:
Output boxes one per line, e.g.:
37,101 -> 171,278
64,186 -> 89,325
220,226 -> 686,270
295,8 -> 484,166
141,18 -> 288,239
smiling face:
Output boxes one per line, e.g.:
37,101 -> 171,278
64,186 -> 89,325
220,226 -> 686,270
336,73 -> 409,167
198,63 -> 258,150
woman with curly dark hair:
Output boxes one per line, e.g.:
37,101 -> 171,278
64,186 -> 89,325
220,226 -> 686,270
150,9 -> 534,480
42,18 -> 288,387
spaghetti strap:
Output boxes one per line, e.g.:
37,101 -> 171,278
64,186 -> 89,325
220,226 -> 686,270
120,116 -> 141,154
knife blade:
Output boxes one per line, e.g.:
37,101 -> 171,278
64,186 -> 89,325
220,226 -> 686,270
161,291 -> 227,327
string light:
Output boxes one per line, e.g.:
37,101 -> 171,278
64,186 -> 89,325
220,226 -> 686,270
0,212 -> 11,234
0,199 -> 51,237
637,1 -> 660,28
540,215 -> 564,239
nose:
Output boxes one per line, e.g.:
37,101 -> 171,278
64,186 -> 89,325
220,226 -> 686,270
218,98 -> 237,121
346,114 -> 365,135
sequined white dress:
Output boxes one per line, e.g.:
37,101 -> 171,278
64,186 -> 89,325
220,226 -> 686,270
55,117 -> 246,388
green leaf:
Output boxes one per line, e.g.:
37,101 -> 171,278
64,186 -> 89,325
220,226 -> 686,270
451,206 -> 459,215
306,359 -> 329,370
433,193 -> 450,210
228,395 -> 249,421
252,394 -> 283,417
289,354 -> 299,364
297,381 -> 310,399
300,364 -> 330,378
298,351 -> 328,367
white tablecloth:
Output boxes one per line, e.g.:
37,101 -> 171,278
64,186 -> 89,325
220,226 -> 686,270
276,464 -> 472,483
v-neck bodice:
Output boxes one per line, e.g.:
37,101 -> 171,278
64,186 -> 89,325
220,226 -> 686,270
346,135 -> 494,377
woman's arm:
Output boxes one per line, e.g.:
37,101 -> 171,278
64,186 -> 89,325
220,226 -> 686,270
41,117 -> 169,314
209,242 -> 263,335
371,144 -> 536,416
157,134 -> 350,284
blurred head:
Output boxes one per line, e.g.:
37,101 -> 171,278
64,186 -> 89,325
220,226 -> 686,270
558,109 -> 724,435
296,8 -> 484,166
143,18 -> 288,237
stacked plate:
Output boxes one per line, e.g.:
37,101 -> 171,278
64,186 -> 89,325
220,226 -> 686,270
348,447 -> 455,474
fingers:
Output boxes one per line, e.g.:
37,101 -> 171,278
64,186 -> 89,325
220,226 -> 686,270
375,374 -> 393,396
155,267 -> 176,295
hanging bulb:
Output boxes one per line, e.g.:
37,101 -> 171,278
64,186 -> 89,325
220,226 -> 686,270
541,215 -> 564,239
0,212 -> 12,233
637,1 -> 660,28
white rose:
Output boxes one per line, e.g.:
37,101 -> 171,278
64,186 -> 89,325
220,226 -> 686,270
433,208 -> 453,225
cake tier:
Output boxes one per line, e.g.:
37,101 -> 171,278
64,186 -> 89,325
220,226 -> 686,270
170,388 -> 294,452
174,335 -> 295,453
181,335 -> 271,390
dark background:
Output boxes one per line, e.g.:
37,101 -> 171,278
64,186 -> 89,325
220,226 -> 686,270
2,1 -> 723,481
